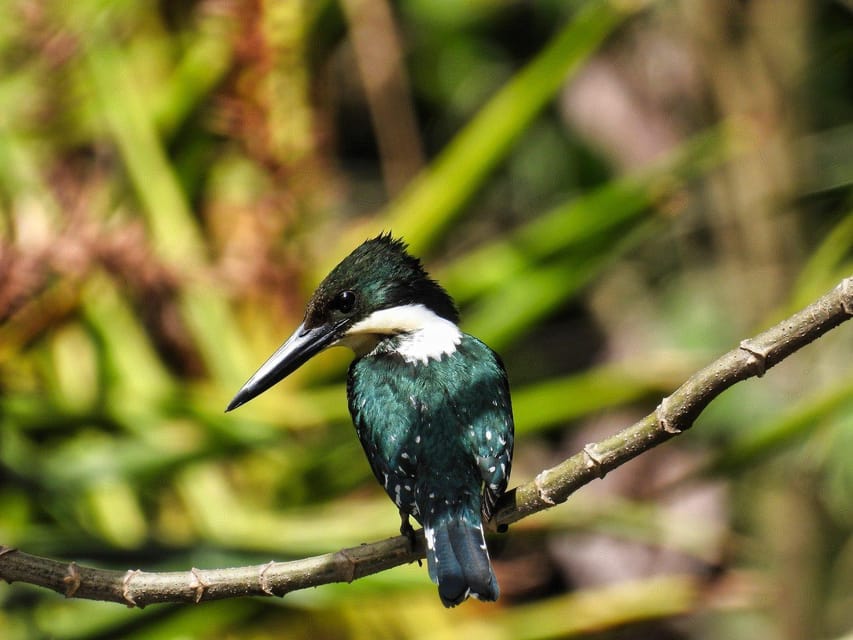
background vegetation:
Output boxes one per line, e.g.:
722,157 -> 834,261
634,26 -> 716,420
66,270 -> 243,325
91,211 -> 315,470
1,0 -> 851,638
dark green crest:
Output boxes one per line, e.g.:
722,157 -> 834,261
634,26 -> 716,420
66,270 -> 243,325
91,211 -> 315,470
304,233 -> 459,330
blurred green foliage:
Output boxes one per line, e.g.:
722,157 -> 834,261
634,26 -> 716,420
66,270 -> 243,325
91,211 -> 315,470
1,0 -> 852,638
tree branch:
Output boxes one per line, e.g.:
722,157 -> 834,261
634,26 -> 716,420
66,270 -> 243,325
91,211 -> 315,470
2,276 -> 851,607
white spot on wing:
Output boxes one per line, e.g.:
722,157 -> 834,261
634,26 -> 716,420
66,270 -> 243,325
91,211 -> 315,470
425,526 -> 436,550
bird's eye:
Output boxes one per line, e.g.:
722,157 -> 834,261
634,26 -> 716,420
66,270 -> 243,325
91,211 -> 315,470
332,290 -> 356,313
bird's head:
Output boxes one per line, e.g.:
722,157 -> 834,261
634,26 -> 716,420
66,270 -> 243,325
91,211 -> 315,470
226,233 -> 458,411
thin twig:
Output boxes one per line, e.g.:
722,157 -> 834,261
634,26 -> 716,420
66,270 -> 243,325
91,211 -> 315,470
1,276 -> 851,607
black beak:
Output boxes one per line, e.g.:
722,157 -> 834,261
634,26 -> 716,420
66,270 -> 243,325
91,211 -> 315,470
226,321 -> 343,412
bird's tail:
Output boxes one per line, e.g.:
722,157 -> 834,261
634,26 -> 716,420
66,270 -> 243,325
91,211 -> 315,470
424,508 -> 499,607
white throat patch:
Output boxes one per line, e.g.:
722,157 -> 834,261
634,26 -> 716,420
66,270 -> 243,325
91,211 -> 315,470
340,303 -> 462,364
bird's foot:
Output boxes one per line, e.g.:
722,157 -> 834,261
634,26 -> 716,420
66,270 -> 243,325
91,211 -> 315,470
398,512 -> 422,566
399,515 -> 416,548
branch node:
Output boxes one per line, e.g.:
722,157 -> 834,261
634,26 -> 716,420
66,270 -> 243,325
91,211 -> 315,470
338,549 -> 358,583
63,561 -> 81,598
122,569 -> 141,608
657,396 -> 682,434
841,277 -> 853,315
582,443 -> 607,479
189,567 -> 209,604
259,560 -> 276,596
534,470 -> 557,505
739,339 -> 768,377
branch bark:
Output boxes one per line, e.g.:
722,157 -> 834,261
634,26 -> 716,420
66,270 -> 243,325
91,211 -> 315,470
2,276 -> 851,607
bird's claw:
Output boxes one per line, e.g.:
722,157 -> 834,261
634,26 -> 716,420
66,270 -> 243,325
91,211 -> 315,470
398,511 -> 421,565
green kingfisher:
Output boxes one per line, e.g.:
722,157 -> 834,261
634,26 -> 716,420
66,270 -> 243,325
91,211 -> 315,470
226,233 -> 514,607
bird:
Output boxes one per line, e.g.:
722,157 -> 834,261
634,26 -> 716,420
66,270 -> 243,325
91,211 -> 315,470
226,233 -> 514,607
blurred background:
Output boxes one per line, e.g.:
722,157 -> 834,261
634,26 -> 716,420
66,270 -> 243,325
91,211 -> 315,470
1,0 -> 852,638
